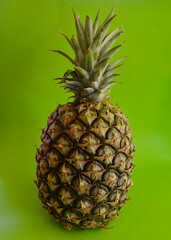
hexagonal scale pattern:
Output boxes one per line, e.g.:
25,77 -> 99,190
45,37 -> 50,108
36,101 -> 135,229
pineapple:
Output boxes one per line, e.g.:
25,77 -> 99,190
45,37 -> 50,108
35,5 -> 135,230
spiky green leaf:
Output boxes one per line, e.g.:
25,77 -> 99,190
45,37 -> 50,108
88,91 -> 105,101
101,73 -> 120,85
86,49 -> 94,71
65,80 -> 83,88
71,36 -> 83,64
81,49 -> 94,71
92,29 -> 104,53
51,50 -> 75,64
96,4 -> 116,35
101,27 -> 121,48
101,81 -> 118,91
103,63 -> 124,78
93,9 -> 100,36
84,15 -> 93,48
101,44 -> 123,60
81,87 -> 95,97
94,15 -> 116,46
91,81 -> 99,90
99,31 -> 124,58
64,84 -> 81,91
74,66 -> 89,79
78,16 -> 84,31
73,8 -> 87,53
58,28 -> 74,51
95,58 -> 109,71
90,69 -> 101,84
106,56 -> 127,70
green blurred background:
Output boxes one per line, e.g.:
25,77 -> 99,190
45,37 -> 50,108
0,0 -> 171,239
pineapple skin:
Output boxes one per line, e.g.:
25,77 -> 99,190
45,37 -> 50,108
36,101 -> 135,229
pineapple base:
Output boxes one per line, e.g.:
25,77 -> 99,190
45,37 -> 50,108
36,101 -> 135,229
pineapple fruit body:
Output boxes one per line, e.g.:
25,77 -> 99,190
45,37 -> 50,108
36,101 -> 135,229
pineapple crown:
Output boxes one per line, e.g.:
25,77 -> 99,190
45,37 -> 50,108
52,5 -> 126,102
